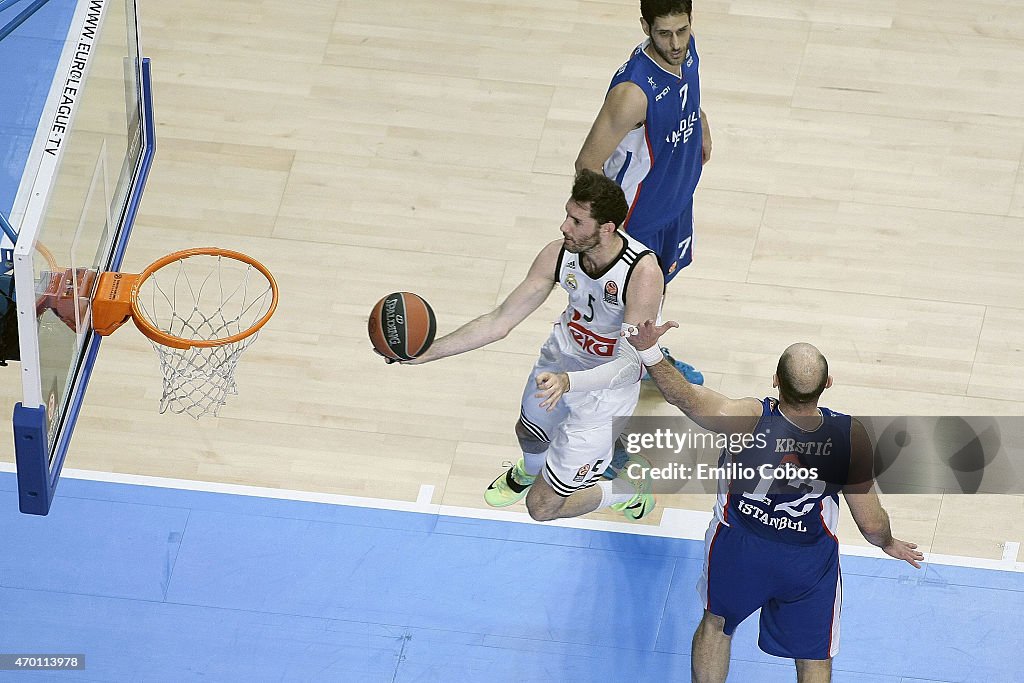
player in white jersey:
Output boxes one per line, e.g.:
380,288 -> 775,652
405,170 -> 664,522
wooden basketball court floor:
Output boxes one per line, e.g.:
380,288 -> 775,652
3,0 -> 1024,572
1,0 -> 1023,678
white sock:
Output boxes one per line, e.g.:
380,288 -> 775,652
523,450 -> 546,477
596,479 -> 637,508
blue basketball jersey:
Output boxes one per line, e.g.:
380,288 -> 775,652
603,36 -> 703,234
712,398 -> 852,546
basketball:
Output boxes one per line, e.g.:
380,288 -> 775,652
368,292 -> 436,362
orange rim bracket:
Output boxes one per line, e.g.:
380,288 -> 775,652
92,271 -> 141,338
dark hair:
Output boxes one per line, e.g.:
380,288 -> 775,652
776,345 -> 829,405
571,170 -> 629,228
641,0 -> 693,26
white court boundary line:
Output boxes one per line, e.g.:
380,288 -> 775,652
2,462 -> 1022,574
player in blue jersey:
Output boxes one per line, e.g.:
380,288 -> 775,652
576,0 -> 711,392
625,321 -> 924,683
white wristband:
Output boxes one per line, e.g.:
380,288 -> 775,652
638,345 -> 664,367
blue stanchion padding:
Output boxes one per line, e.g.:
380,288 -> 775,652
12,403 -> 50,514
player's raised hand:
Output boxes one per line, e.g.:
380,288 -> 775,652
883,538 -> 925,569
624,320 -> 679,351
535,371 -> 569,412
373,348 -> 431,365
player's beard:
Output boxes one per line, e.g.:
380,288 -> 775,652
650,40 -> 685,68
563,229 -> 601,254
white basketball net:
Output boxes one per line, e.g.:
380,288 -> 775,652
134,253 -> 275,418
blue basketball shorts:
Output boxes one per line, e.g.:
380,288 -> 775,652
624,200 -> 694,284
697,520 -> 842,660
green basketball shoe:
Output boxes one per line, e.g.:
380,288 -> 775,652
610,455 -> 656,520
484,459 -> 536,507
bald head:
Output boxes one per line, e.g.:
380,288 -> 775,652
775,343 -> 830,405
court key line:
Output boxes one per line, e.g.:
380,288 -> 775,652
2,462 -> 1021,574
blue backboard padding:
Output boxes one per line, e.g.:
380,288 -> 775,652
0,0 -> 77,214
0,472 -> 1020,681
11,403 -> 48,513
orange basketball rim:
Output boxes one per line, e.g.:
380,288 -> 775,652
92,247 -> 279,350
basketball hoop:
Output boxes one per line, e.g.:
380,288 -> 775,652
91,247 -> 279,418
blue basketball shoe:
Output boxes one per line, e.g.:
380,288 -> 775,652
642,347 -> 704,385
602,439 -> 630,480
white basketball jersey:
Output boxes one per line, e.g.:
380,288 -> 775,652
552,231 -> 654,370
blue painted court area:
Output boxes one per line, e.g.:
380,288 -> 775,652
0,0 -> 77,214
0,473 -> 1020,682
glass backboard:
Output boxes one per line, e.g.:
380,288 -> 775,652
1,0 -> 154,514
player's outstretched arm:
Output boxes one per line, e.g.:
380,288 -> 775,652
408,240 -> 559,364
842,419 -> 924,569
626,320 -> 761,435
575,82 -> 648,173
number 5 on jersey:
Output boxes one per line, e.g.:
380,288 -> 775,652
580,294 -> 595,322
